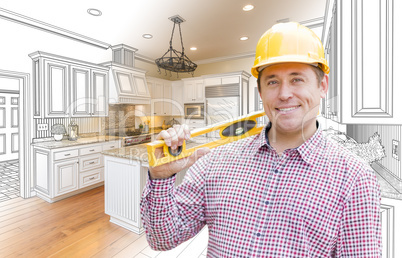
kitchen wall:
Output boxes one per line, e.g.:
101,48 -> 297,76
33,117 -> 102,139
348,124 -> 402,181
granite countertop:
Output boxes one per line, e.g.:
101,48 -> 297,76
31,135 -> 121,149
102,136 -> 212,162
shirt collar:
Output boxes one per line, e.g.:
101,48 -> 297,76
255,121 -> 324,165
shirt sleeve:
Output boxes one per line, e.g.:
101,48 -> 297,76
337,168 -> 382,257
140,161 -> 207,251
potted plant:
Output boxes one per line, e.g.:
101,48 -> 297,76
51,124 -> 66,141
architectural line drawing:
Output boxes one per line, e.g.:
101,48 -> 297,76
0,0 -> 401,256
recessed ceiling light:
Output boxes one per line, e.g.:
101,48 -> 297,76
142,34 -> 153,39
240,36 -> 249,41
190,47 -> 197,51
243,5 -> 254,11
87,8 -> 102,16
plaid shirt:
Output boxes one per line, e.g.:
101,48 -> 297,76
141,123 -> 382,257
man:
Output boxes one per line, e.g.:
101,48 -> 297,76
141,22 -> 382,257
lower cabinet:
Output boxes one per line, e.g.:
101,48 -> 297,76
33,140 -> 120,203
104,155 -> 188,234
54,158 -> 79,196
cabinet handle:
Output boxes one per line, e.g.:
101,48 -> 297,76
89,176 -> 95,180
89,149 -> 95,152
89,161 -> 95,164
110,146 -> 115,149
64,154 -> 71,156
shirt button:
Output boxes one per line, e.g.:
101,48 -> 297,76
256,233 -> 261,237
274,169 -> 279,173
265,201 -> 270,205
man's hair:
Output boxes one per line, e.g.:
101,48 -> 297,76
257,65 -> 325,92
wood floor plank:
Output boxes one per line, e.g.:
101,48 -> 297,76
113,233 -> 151,258
0,228 -> 23,242
0,185 -> 208,257
0,197 -> 45,218
0,196 -> 25,207
92,230 -> 142,258
48,221 -> 125,257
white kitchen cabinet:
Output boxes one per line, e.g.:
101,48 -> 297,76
71,64 -> 91,116
54,158 -> 79,196
187,119 -> 206,132
171,80 -> 184,116
148,77 -> 173,116
92,69 -> 108,116
183,79 -> 204,103
33,140 -> 121,203
380,197 -> 402,258
29,51 -> 109,118
322,0 -> 401,124
43,59 -> 70,117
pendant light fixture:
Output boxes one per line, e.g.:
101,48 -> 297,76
155,15 -> 197,76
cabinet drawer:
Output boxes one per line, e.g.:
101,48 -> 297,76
79,145 -> 102,156
79,168 -> 103,188
188,119 -> 205,127
79,153 -> 103,171
102,141 -> 120,151
54,149 -> 79,161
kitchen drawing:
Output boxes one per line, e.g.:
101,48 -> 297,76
0,0 -> 401,257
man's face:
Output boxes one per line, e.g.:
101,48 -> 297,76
258,63 -> 328,136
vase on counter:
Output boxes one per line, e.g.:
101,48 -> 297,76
51,124 -> 66,141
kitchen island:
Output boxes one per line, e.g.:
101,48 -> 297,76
102,137 -> 206,234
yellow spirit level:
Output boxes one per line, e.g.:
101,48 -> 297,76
147,110 -> 266,167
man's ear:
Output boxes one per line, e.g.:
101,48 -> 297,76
320,74 -> 329,98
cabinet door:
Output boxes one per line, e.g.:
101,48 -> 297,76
92,70 -> 108,116
163,83 -> 172,116
194,80 -> 205,103
44,60 -> 69,117
171,82 -> 184,116
151,81 -> 164,115
71,65 -> 91,117
348,0 -> 393,121
54,159 -> 79,196
183,81 -> 195,103
328,0 -> 400,124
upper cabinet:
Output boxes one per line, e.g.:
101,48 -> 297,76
182,79 -> 204,103
322,0 -> 401,124
148,77 -> 176,116
30,51 -> 109,118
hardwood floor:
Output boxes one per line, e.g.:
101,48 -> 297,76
0,186 -> 208,257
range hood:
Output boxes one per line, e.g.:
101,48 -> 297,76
103,44 -> 151,104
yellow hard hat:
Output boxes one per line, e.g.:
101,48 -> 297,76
251,22 -> 329,78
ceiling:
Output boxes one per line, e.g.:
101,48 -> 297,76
0,0 -> 327,63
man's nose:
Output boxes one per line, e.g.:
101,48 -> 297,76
278,83 -> 293,100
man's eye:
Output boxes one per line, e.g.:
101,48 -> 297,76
267,81 -> 277,85
292,78 -> 303,83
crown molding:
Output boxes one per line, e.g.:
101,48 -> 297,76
0,7 -> 111,49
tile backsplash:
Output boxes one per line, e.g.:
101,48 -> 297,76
102,104 -> 137,135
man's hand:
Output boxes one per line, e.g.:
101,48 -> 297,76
149,124 -> 211,179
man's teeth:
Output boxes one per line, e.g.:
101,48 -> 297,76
278,106 -> 298,112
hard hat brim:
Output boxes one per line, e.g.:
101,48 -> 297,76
251,56 -> 330,78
